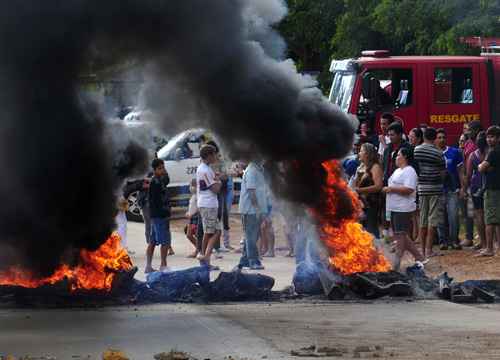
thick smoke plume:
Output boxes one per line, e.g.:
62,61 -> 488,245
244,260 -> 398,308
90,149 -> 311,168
0,0 -> 354,276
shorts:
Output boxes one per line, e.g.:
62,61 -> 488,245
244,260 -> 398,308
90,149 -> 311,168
150,217 -> 171,246
391,212 -> 412,234
199,207 -> 221,235
472,195 -> 484,211
484,190 -> 500,225
419,195 -> 444,228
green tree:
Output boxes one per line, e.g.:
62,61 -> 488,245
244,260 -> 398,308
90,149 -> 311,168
331,0 -> 384,59
278,0 -> 345,91
433,0 -> 500,54
371,0 -> 450,55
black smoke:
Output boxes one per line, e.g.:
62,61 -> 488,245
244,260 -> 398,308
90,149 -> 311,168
0,0 -> 355,276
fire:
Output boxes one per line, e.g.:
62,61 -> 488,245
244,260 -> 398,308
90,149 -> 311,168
317,160 -> 390,274
0,233 -> 133,291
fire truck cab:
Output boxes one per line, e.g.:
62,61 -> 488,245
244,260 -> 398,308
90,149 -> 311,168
329,49 -> 500,144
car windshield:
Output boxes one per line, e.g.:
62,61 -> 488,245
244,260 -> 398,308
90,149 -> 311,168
157,128 -> 205,161
329,72 -> 356,113
157,131 -> 190,160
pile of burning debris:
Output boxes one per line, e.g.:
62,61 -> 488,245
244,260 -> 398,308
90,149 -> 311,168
0,234 -> 277,306
1,231 -> 500,306
293,261 -> 500,304
2,243 -> 500,307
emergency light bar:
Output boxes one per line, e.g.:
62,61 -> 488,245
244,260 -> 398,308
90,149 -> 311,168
361,50 -> 390,58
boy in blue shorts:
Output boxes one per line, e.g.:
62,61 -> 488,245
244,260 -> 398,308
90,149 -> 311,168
145,158 -> 171,273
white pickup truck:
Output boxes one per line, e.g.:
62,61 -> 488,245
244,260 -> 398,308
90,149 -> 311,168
126,128 -> 240,221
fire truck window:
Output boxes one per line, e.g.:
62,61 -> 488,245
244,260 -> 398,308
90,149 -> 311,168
434,68 -> 473,104
361,69 -> 413,107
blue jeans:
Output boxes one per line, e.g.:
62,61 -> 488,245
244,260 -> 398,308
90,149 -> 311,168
438,192 -> 460,246
294,220 -> 321,265
239,214 -> 263,267
226,177 -> 234,210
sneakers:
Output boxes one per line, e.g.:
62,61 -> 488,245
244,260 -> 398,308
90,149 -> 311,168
237,260 -> 250,269
439,244 -> 448,251
415,259 -> 429,268
218,246 -> 231,253
249,262 -> 265,270
461,239 -> 474,247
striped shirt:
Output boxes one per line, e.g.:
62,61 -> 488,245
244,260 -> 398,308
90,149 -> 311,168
414,143 -> 446,196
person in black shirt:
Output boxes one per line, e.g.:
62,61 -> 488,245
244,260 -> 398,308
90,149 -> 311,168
381,122 -> 412,240
382,122 -> 412,185
145,159 -> 171,273
478,126 -> 500,257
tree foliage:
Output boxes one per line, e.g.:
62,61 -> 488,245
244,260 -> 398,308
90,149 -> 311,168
278,0 -> 500,91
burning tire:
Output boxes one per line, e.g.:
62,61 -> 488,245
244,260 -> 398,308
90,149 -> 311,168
126,191 -> 144,223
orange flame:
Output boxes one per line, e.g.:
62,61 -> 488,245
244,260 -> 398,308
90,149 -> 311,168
317,160 -> 390,274
0,232 -> 133,291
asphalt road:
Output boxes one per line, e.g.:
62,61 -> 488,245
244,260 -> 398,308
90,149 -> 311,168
3,301 -> 500,359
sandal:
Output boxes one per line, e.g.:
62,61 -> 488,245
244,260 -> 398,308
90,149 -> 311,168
426,252 -> 441,258
474,251 -> 494,257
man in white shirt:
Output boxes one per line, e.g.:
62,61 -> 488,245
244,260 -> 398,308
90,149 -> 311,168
237,161 -> 268,270
196,144 -> 222,268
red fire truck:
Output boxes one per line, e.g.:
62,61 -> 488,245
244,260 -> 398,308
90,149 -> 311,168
328,47 -> 500,144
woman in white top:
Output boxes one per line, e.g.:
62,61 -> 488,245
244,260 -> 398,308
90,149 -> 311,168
382,148 -> 426,271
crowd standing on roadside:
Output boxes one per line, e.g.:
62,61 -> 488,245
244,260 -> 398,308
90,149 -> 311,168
345,114 -> 500,269
120,115 -> 500,274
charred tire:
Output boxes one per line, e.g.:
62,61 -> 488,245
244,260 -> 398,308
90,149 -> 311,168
126,191 -> 144,223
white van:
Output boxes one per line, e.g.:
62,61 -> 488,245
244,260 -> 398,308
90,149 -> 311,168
126,128 -> 240,221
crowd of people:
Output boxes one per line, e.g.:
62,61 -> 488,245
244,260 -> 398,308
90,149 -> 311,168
117,115 -> 500,274
344,113 -> 500,269
119,139 -> 281,274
